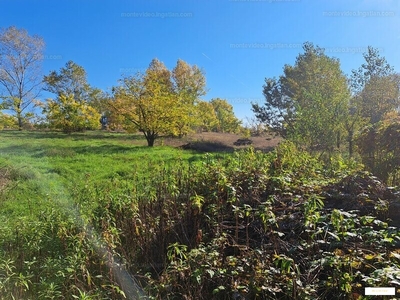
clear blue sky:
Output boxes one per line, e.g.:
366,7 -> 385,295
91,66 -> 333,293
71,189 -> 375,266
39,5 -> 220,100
2,0 -> 400,122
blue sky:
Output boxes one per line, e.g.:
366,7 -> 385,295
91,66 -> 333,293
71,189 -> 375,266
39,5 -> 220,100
2,0 -> 400,122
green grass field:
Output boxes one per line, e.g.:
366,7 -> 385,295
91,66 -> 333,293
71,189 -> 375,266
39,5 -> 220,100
0,130 -> 203,206
0,130 -> 210,232
1,130 -> 400,299
0,130 -> 212,299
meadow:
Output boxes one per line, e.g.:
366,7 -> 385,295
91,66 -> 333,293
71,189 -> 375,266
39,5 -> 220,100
1,131 -> 400,299
0,130 -> 207,299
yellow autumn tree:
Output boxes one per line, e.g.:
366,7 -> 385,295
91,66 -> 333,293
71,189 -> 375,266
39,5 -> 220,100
194,100 -> 218,132
210,98 -> 242,133
111,58 -> 207,146
172,59 -> 206,137
111,59 -> 177,146
42,61 -> 102,133
0,112 -> 18,130
43,93 -> 100,133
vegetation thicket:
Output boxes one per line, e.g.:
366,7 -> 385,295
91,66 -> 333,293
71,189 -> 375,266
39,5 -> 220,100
252,43 -> 400,185
1,131 -> 400,299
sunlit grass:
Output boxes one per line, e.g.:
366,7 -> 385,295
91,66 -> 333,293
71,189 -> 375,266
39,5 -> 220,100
0,130 -> 209,299
0,130 -> 204,221
1,131 -> 399,299
0,129 -> 200,180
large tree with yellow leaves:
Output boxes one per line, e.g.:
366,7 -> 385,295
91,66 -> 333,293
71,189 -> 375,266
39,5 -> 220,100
111,58 -> 206,146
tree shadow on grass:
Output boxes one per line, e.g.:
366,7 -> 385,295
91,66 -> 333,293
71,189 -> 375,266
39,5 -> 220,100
68,144 -> 146,155
178,141 -> 277,154
0,144 -> 44,156
179,141 -> 235,153
0,130 -> 67,140
0,130 -> 145,141
0,143 -> 150,158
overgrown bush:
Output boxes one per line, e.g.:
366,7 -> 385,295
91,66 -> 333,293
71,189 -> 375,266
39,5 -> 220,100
2,142 -> 399,299
70,144 -> 400,299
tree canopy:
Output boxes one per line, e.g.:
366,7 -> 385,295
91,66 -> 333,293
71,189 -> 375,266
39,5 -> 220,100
43,60 -> 93,101
194,100 -> 218,132
210,98 -> 241,133
0,26 -> 44,130
351,47 -> 399,124
42,93 -> 100,133
252,42 -> 350,152
42,61 -> 101,133
111,58 -> 207,146
171,59 -> 207,137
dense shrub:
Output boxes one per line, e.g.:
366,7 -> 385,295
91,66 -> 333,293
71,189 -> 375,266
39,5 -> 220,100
70,144 -> 400,299
2,143 -> 399,299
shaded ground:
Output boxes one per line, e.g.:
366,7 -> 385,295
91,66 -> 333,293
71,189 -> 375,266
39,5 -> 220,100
322,171 -> 400,227
159,131 -> 282,152
1,129 -> 281,152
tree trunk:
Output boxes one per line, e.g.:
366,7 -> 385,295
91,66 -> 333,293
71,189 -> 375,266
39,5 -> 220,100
147,138 -> 154,147
348,130 -> 353,158
144,131 -> 156,147
17,114 -> 23,131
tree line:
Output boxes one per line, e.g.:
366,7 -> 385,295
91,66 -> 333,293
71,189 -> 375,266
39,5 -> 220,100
252,42 -> 400,184
1,26 -> 400,183
0,26 -> 241,146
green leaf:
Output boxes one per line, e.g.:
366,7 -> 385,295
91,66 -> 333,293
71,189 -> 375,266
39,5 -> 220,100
327,231 -> 341,241
383,237 -> 393,243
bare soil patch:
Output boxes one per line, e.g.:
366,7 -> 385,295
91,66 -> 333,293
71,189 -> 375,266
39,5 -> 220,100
159,132 -> 282,152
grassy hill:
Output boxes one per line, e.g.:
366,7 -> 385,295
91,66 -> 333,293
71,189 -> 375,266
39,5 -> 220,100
0,131 -> 399,299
